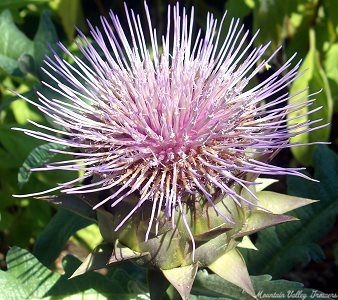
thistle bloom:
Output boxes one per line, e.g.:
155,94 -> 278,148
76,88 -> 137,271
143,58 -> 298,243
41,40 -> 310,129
16,3 -> 320,255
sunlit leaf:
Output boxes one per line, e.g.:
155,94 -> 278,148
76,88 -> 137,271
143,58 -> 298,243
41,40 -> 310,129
4,246 -> 60,298
0,125 -> 42,169
324,43 -> 338,111
44,194 -> 97,222
252,0 -> 289,52
0,271 -> 28,299
10,97 -> 43,125
34,10 -> 59,78
17,53 -> 35,74
0,10 -> 34,74
34,208 -> 93,266
71,224 -> 102,251
1,247 -> 145,299
225,0 -> 253,19
18,142 -> 69,188
51,0 -> 86,41
0,54 -> 20,75
323,0 -> 338,41
288,29 -> 333,165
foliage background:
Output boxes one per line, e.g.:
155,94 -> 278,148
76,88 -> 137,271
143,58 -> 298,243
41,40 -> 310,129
0,0 -> 337,298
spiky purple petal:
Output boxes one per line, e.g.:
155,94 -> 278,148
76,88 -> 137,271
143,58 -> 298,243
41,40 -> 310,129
14,3 -> 322,244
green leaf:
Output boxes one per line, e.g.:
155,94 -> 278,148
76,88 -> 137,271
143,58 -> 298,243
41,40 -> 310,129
191,271 -> 326,300
288,29 -> 333,165
17,53 -> 35,74
53,0 -> 86,41
46,290 -> 108,300
44,194 -> 97,222
0,124 -> 42,169
1,197 -> 52,248
1,247 -> 143,299
245,145 -> 338,277
323,0 -> 338,41
73,223 -> 102,250
252,0 -> 290,52
148,269 -> 171,300
284,1 -> 318,60
0,270 -> 28,299
324,43 -> 338,112
0,0 -> 50,10
48,255 -> 112,296
0,10 -> 34,74
34,10 -> 59,78
334,243 -> 338,267
0,54 -> 20,75
33,208 -> 93,267
0,10 -> 34,57
18,142 -> 69,188
225,0 -> 253,19
48,255 -> 145,299
3,246 -> 60,298
0,90 -> 34,111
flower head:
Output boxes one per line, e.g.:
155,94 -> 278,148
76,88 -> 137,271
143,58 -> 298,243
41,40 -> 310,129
16,3 -> 320,251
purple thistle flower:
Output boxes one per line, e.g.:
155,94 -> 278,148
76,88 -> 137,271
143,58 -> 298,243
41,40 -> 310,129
15,3 -> 322,251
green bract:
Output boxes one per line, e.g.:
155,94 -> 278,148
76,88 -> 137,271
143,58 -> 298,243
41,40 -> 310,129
49,178 -> 315,299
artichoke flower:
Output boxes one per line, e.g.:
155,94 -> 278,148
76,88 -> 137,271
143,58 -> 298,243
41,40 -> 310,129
63,179 -> 315,299
14,2 -> 322,299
